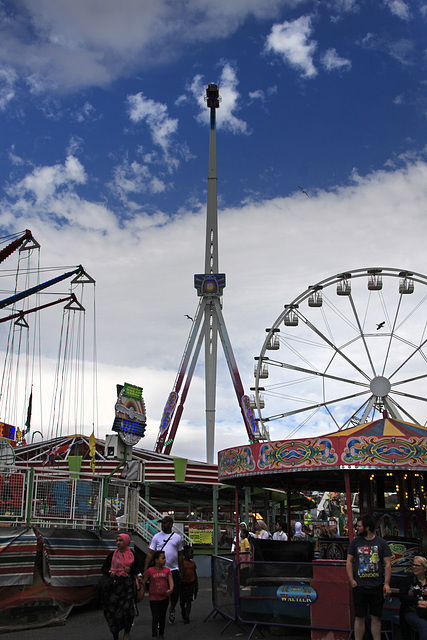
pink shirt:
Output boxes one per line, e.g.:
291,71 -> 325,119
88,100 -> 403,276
145,566 -> 171,601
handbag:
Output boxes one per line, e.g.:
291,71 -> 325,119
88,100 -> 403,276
98,573 -> 112,601
135,576 -> 144,601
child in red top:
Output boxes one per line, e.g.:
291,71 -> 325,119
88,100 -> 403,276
179,546 -> 198,624
140,551 -> 173,638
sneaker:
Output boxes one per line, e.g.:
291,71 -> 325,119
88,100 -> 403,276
169,608 -> 175,623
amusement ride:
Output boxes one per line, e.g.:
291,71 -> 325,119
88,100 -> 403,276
253,267 -> 427,440
154,84 -> 267,463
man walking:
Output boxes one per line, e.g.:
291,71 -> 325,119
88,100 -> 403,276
346,514 -> 392,640
144,515 -> 184,624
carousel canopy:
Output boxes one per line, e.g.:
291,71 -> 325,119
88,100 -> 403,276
325,417 -> 427,439
217,416 -> 427,492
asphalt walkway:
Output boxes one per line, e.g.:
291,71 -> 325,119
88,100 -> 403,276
0,577 -> 313,640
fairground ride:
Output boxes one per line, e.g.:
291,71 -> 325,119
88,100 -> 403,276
252,267 -> 427,441
0,230 -> 96,443
154,84 -> 268,463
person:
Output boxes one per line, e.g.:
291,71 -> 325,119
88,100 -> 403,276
303,524 -> 315,544
399,555 -> 427,639
144,515 -> 183,624
273,520 -> 288,541
101,533 -> 137,640
180,546 -> 198,624
327,524 -> 340,538
239,528 -> 251,561
346,514 -> 392,640
231,521 -> 247,552
253,520 -> 270,539
293,522 -> 307,541
140,550 -> 173,639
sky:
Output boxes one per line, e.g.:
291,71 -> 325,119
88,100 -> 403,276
0,0 -> 427,462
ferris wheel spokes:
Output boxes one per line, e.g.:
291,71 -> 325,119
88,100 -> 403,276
294,307 -> 371,382
264,357 -> 370,389
347,294 -> 377,378
263,389 -> 368,423
253,267 -> 427,438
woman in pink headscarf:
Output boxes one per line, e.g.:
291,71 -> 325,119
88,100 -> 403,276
101,533 -> 137,640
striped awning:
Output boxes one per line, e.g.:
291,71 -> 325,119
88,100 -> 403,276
0,528 -> 37,586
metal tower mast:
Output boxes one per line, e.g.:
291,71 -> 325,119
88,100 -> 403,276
154,84 -> 261,463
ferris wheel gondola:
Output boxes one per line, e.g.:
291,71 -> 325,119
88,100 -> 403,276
252,267 -> 427,440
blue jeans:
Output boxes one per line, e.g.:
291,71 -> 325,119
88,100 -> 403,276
405,610 -> 427,640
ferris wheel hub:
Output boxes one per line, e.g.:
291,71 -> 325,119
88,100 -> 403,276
369,376 -> 391,398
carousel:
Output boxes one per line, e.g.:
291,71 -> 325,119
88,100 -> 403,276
218,412 -> 427,543
214,413 -> 427,639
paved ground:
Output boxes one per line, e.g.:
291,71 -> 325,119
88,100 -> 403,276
0,577 -> 314,640
0,578 -> 247,640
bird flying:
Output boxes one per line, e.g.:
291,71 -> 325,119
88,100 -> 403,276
185,314 -> 193,321
298,186 -> 310,197
376,321 -> 385,330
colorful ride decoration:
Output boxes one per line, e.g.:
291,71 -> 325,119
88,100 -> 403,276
218,416 -> 427,541
219,417 -> 427,480
113,382 -> 147,445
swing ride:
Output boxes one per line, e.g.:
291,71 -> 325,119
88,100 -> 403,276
0,230 -> 96,443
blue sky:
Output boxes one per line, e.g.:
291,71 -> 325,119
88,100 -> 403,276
0,0 -> 427,461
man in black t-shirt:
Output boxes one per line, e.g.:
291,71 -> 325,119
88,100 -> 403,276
346,514 -> 392,640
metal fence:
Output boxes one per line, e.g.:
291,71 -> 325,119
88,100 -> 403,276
0,468 -> 141,531
209,557 -> 372,640
210,555 -> 236,625
134,495 -> 193,546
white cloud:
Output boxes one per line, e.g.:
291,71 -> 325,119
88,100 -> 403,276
249,86 -> 278,102
2,150 -> 427,460
8,145 -> 25,166
188,63 -> 249,135
127,93 -> 179,165
388,39 -> 415,65
110,157 -> 168,201
9,156 -> 86,204
321,48 -> 351,71
0,0 -> 303,93
0,66 -> 18,110
249,90 -> 265,101
74,101 -> 97,123
357,32 -> 415,65
384,0 -> 411,20
265,15 -> 318,78
327,0 -> 359,23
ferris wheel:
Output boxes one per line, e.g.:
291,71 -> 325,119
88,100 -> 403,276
252,267 -> 427,441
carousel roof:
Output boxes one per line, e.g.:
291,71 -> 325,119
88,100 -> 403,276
217,415 -> 427,492
324,417 -> 427,439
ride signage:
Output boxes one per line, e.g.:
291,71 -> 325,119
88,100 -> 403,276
113,382 -> 147,445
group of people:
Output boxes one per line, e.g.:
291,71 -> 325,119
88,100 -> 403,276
346,513 -> 427,640
100,512 -> 427,640
101,515 -> 197,640
231,518 -> 314,552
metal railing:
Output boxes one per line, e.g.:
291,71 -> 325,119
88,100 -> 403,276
0,468 -> 140,531
208,556 -> 402,640
0,469 -> 194,546
134,495 -> 193,546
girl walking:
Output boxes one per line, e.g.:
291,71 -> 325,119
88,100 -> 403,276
140,551 -> 173,638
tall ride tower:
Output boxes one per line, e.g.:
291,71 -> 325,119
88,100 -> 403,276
155,84 -> 261,463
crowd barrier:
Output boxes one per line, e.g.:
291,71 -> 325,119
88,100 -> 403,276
208,555 -> 403,640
